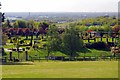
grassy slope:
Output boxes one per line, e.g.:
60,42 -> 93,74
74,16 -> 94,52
3,48 -> 112,59
3,47 -> 112,59
2,61 -> 118,78
3,36 -> 114,58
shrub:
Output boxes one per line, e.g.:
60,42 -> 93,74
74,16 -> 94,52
85,42 -> 109,50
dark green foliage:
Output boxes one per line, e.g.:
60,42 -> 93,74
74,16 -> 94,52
85,42 -> 109,50
39,22 -> 49,30
7,19 -> 12,28
62,26 -> 84,57
47,38 -> 62,52
2,19 -> 12,28
47,24 -> 59,38
47,25 -> 62,52
47,24 -> 84,58
13,20 -> 27,28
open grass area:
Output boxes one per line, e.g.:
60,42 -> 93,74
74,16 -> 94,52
2,61 -> 118,78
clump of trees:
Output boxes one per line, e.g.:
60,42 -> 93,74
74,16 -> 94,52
13,20 -> 28,28
73,16 -> 118,33
2,16 -> 118,33
46,24 -> 84,59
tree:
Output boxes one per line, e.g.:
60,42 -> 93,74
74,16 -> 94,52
112,25 -> 120,32
34,22 -> 39,29
2,33 -> 8,45
7,19 -> 12,28
38,22 -> 49,39
13,20 -> 27,28
79,26 -> 88,32
2,19 -> 12,28
13,21 -> 18,28
103,25 -> 111,32
17,28 -> 24,35
46,24 -> 62,58
88,26 -> 97,31
2,22 -> 8,28
47,24 -> 60,39
39,22 -> 49,31
28,20 -> 34,28
24,28 -> 30,39
62,26 -> 84,60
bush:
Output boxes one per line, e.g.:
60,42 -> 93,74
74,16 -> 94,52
85,42 -> 109,50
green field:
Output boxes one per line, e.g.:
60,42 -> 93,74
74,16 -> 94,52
2,61 -> 118,78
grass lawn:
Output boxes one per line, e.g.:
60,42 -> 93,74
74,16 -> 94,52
2,61 -> 118,78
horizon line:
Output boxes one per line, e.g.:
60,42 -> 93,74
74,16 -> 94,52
3,11 -> 118,13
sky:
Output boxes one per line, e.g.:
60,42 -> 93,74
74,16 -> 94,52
0,0 -> 119,12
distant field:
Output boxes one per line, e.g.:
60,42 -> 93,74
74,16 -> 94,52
2,61 -> 118,78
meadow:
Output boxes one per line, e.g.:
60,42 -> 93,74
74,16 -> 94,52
2,61 -> 118,78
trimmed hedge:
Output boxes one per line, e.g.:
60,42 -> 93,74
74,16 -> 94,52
85,42 -> 109,50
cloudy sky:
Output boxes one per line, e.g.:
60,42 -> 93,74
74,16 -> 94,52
0,0 -> 119,12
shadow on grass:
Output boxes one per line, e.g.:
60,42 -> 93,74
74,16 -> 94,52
60,48 -> 91,57
2,62 -> 34,65
79,48 -> 91,53
88,48 -> 110,52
